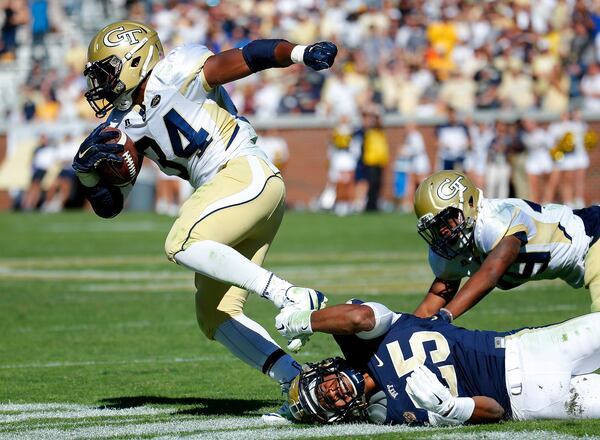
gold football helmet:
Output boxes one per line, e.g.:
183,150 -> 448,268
84,20 -> 164,117
414,171 -> 481,259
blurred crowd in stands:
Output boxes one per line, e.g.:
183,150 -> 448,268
1,0 -> 600,214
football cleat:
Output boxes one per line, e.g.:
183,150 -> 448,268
261,400 -> 295,425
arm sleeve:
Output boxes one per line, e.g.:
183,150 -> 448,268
477,205 -> 530,253
356,302 -> 397,340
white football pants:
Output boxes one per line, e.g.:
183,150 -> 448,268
505,313 -> 600,420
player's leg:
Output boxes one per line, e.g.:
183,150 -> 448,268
166,156 -> 326,311
195,275 -> 300,388
585,240 -> 600,312
508,313 -> 600,419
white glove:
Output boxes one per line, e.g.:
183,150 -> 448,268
405,365 -> 454,415
275,309 -> 313,352
405,365 -> 474,423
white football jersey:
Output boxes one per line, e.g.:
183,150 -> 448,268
430,198 -> 591,289
107,44 -> 269,189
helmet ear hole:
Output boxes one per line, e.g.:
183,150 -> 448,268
131,56 -> 141,67
468,196 -> 474,207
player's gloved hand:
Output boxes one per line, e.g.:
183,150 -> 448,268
406,365 -> 475,423
303,41 -> 337,71
72,123 -> 123,174
405,365 -> 454,416
275,308 -> 314,353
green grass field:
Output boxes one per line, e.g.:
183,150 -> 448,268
1,211 -> 599,439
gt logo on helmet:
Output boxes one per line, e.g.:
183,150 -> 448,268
437,177 -> 467,201
103,26 -> 144,47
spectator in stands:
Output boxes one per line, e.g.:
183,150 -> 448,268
439,69 -> 476,113
0,0 -> 28,61
474,56 -> 502,110
498,58 -> 536,110
29,0 -> 50,64
435,108 -> 469,171
22,133 -> 54,211
540,65 -> 570,114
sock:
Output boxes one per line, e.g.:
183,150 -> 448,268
174,240 -> 292,304
214,314 -> 299,386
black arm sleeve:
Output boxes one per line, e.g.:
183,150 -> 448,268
83,184 -> 124,219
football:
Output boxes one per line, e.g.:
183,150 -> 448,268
96,127 -> 142,187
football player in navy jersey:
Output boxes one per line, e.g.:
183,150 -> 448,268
411,170 -> 600,323
277,301 -> 600,425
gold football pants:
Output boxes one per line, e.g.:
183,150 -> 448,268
164,155 -> 285,338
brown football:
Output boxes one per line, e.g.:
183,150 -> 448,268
96,127 -> 142,187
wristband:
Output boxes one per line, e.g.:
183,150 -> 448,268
444,397 -> 475,422
439,308 -> 453,323
291,45 -> 307,64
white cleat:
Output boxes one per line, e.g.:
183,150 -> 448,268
261,401 -> 294,425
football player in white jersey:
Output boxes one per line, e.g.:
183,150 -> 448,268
71,20 -> 337,422
411,170 -> 600,323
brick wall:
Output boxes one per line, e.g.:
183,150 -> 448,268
280,121 -> 600,206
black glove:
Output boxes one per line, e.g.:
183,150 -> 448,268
304,41 -> 337,71
72,123 -> 123,173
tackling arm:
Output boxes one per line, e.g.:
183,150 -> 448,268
443,235 -> 522,320
413,278 -> 461,318
202,40 -> 337,88
276,302 -> 394,340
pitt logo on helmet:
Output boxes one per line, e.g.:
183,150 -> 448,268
436,176 -> 467,202
103,26 -> 144,47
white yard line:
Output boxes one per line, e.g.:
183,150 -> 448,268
0,407 -> 175,423
0,356 -> 224,370
0,404 -> 595,440
0,416 -> 265,439
0,251 -> 419,269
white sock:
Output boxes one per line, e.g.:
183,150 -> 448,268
174,240 -> 292,304
214,314 -> 300,385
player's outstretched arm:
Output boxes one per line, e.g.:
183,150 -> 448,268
276,302 -> 395,340
413,278 -> 461,318
202,40 -> 337,88
444,235 -> 522,320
